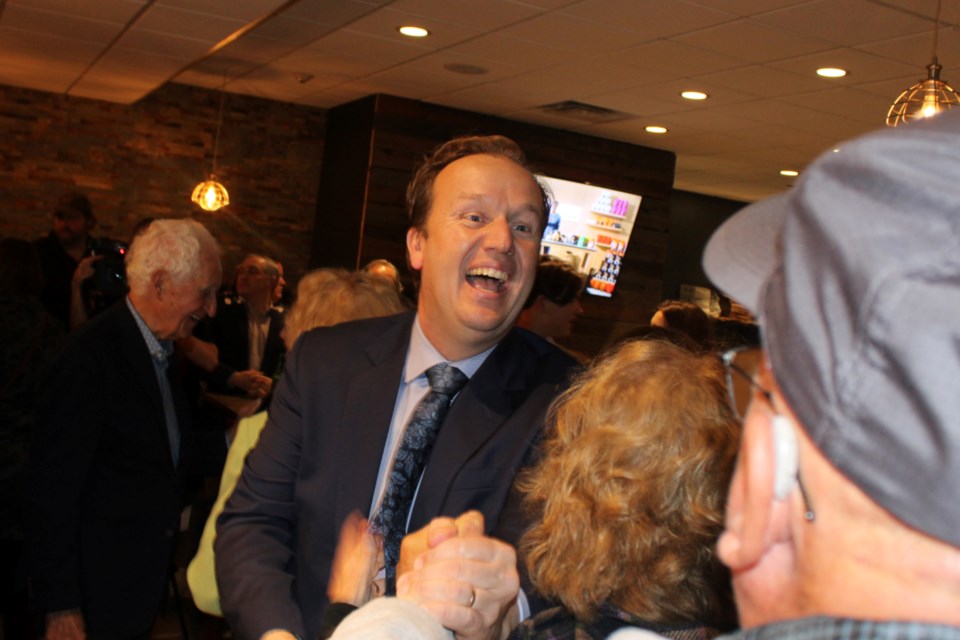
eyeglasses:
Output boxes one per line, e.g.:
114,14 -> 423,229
720,347 -> 815,523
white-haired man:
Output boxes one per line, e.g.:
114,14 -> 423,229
701,111 -> 960,638
30,218 -> 221,639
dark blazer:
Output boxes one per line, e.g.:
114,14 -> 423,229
195,299 -> 285,391
28,301 -> 192,636
216,312 -> 578,640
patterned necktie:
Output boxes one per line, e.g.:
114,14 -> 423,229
374,362 -> 469,594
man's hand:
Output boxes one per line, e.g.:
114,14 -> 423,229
327,511 -> 383,606
71,255 -> 100,289
396,512 -> 520,640
229,370 -> 273,398
44,609 -> 85,640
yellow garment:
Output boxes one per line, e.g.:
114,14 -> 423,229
186,411 -> 269,616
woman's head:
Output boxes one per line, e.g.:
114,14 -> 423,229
520,339 -> 740,625
283,268 -> 406,349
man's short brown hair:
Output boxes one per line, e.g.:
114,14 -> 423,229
406,135 -> 551,233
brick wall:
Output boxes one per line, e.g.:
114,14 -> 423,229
0,82 -> 326,285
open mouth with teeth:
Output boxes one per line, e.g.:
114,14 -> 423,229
466,267 -> 508,292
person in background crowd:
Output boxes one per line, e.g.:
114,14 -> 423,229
517,256 -> 585,361
187,268 -> 407,617
513,339 -> 739,640
273,261 -> 289,309
193,254 -> 285,400
29,219 -> 221,640
701,109 -> 960,639
611,324 -> 702,355
650,300 -> 712,351
215,135 -> 578,640
33,191 -> 97,331
362,258 -> 404,294
0,239 -> 64,640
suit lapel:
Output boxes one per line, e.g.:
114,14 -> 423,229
335,314 -> 415,522
116,304 -> 178,469
412,330 -> 537,526
263,308 -> 285,375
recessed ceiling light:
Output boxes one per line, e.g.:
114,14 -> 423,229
817,67 -> 847,78
398,25 -> 429,37
645,125 -> 668,134
681,90 -> 708,100
780,169 -> 799,177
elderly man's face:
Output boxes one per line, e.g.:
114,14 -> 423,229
407,153 -> 543,359
154,256 -> 221,340
235,256 -> 275,301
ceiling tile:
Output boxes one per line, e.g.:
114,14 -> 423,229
8,0 -> 146,22
135,5 -> 248,41
2,4 -> 127,44
498,12 -> 650,54
693,63 -> 826,98
767,47 -> 920,84
449,33 -> 581,68
673,17 -> 836,63
561,0 -> 736,38
615,39 -> 748,76
386,0 -> 542,30
155,0 -> 287,22
342,7 -> 483,48
754,0 -> 932,46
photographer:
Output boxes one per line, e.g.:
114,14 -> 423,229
33,192 -> 129,331
71,237 -> 129,329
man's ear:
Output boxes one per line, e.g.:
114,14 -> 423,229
151,270 -> 167,300
406,227 -> 424,271
717,409 -> 782,571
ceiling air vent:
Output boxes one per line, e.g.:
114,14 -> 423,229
537,100 -> 633,124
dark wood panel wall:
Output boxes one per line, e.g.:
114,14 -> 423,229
310,94 -> 677,357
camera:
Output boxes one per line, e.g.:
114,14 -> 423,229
87,237 -> 129,299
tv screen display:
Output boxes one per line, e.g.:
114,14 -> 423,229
537,175 -> 642,298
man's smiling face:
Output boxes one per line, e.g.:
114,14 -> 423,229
407,153 -> 544,361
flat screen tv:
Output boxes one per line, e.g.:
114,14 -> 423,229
537,175 -> 642,298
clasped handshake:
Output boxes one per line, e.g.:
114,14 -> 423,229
325,510 -> 520,640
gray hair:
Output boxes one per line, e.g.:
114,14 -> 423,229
126,218 -> 220,296
241,254 -> 280,279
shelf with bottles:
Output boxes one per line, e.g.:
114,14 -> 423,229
586,221 -> 627,233
590,192 -> 632,219
543,239 -> 596,252
591,210 -> 629,221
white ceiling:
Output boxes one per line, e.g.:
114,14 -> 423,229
3,0 -> 960,202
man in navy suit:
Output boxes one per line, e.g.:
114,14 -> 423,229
193,254 -> 285,399
30,219 -> 221,639
216,136 -> 578,640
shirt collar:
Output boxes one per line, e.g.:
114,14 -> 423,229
126,297 -> 174,363
405,315 -> 494,384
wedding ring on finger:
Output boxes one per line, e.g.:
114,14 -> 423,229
468,587 -> 476,608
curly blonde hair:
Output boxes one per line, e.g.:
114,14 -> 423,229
283,268 -> 406,348
519,339 -> 740,625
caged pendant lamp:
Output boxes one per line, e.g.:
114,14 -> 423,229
886,0 -> 960,126
192,78 -> 230,211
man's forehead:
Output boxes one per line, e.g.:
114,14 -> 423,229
54,210 -> 86,220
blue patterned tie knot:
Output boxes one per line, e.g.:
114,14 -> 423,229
374,362 -> 468,594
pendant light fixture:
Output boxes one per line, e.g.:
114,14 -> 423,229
886,0 -> 960,126
191,77 -> 230,211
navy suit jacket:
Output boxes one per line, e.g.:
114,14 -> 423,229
195,299 -> 285,391
216,312 -> 577,640
29,301 -> 192,635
